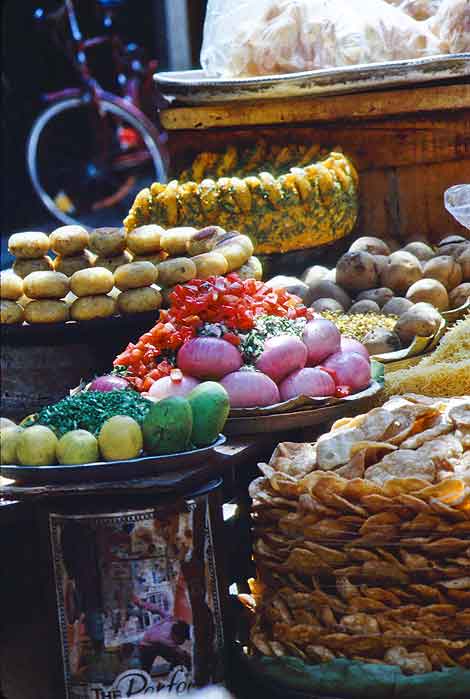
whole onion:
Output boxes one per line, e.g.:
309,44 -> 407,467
255,334 -> 307,383
220,370 -> 280,408
177,337 -> 242,379
89,375 -> 131,392
279,368 -> 336,402
322,351 -> 371,392
340,337 -> 369,361
302,319 -> 341,366
149,372 -> 200,400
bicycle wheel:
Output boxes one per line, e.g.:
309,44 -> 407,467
27,91 -> 168,228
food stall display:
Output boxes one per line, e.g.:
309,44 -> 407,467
243,393 -> 470,688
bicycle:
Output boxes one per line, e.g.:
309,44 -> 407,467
27,0 -> 169,228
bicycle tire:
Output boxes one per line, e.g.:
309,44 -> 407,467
26,90 -> 168,227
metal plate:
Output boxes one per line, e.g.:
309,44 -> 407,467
1,435 -> 226,485
155,54 -> 470,105
225,382 -> 382,435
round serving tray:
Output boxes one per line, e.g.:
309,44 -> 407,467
1,434 -> 226,486
225,381 -> 382,435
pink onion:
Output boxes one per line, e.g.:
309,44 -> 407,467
149,372 -> 200,400
340,337 -> 369,361
279,368 -> 336,402
177,337 -> 242,379
302,319 -> 341,366
322,351 -> 371,392
255,334 -> 307,383
220,370 -> 280,408
89,375 -> 131,392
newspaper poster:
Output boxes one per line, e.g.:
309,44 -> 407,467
50,497 -> 224,699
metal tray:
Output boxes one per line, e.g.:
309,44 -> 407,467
1,435 -> 226,485
155,54 -> 470,105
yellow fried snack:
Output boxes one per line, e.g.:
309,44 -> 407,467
88,227 -> 127,256
114,261 -> 158,291
156,258 -> 196,287
94,250 -> 133,273
70,267 -> 114,297
117,286 -> 162,314
13,256 -> 54,278
236,256 -> 263,281
132,252 -> 167,266
49,225 -> 89,256
215,233 -> 254,271
126,224 -> 164,255
23,271 -> 69,300
192,252 -> 228,279
8,231 -> 50,259
186,226 -> 226,257
70,295 -> 116,321
24,300 -> 69,323
0,299 -> 24,324
0,271 -> 23,300
53,250 -> 95,276
160,227 -> 196,256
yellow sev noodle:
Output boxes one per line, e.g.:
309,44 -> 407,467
385,316 -> 470,397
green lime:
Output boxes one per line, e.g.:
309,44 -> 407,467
17,425 -> 58,466
57,429 -> 99,465
98,415 -> 143,462
0,426 -> 23,464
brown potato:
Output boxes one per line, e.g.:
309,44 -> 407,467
186,226 -> 225,257
160,227 -> 196,256
0,300 -> 24,324
374,254 -> 389,281
363,328 -> 402,355
381,251 -> 422,294
311,298 -> 345,313
457,247 -> 470,281
449,283 -> 470,309
348,300 -> 381,314
126,224 -> 164,255
349,236 -> 391,256
114,261 -> 157,291
301,265 -> 330,287
155,258 -> 196,287
24,300 -> 69,324
49,225 -> 89,256
94,251 -> 133,273
0,271 -> 23,300
406,278 -> 449,311
88,227 -> 127,256
23,271 -> 69,300
70,295 -> 116,321
236,256 -> 263,281
423,255 -> 462,290
70,267 -> 114,297
336,251 -> 378,291
13,256 -> 54,278
436,235 -> 469,258
395,302 -> 442,344
382,297 -> 413,316
308,280 -> 352,310
402,241 -> 435,262
8,231 -> 50,259
53,250 -> 95,276
192,252 -> 228,280
356,287 -> 394,308
117,286 -> 162,315
266,276 -> 310,303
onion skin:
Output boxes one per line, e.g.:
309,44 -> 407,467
279,368 -> 336,402
88,375 -> 131,392
322,351 -> 371,392
340,337 -> 369,361
177,337 -> 242,379
149,374 -> 200,400
302,319 -> 341,366
255,334 -> 307,383
220,371 -> 280,408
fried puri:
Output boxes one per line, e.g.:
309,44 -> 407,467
24,300 -> 69,323
23,271 -> 70,300
156,258 -> 196,287
13,256 -> 54,278
117,286 -> 162,314
8,231 -> 50,259
126,224 -> 164,255
160,227 -> 196,256
114,261 -> 157,290
53,250 -> 95,276
94,250 -> 133,273
71,295 -> 116,321
0,300 -> 24,324
88,227 -> 127,256
0,271 -> 23,300
70,267 -> 114,297
192,252 -> 228,279
49,225 -> 89,256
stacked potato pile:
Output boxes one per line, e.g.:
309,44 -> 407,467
1,223 -> 262,324
246,395 -> 470,674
